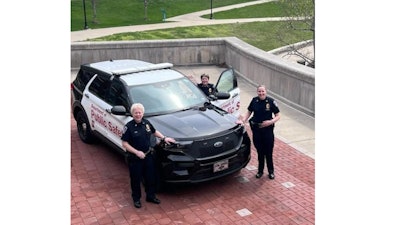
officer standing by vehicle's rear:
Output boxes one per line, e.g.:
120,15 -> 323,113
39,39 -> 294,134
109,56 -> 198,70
122,103 -> 175,208
237,85 -> 280,179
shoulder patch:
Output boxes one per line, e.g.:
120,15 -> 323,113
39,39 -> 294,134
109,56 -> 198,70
273,100 -> 278,107
123,125 -> 128,134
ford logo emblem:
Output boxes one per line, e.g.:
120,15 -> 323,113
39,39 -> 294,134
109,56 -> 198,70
214,141 -> 223,148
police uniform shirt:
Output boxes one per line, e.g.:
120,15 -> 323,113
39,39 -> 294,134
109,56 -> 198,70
121,118 -> 155,152
248,96 -> 280,126
197,83 -> 215,96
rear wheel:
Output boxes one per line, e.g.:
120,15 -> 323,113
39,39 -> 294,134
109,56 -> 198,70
76,110 -> 94,143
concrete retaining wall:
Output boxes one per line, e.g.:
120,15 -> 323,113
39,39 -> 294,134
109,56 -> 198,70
71,37 -> 314,116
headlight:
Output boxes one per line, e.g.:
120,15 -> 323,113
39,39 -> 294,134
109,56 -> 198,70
163,140 -> 193,152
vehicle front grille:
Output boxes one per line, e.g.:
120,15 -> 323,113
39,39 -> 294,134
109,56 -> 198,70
188,132 -> 239,158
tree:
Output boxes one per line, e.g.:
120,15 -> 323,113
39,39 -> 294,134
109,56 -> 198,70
277,0 -> 315,68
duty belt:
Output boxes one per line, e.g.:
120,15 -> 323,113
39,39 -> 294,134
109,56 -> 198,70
127,147 -> 154,158
144,147 -> 154,156
250,121 -> 262,129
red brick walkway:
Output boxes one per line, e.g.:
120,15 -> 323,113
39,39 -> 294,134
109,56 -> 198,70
71,114 -> 315,224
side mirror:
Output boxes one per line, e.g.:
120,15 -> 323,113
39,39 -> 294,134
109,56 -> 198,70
111,105 -> 129,116
213,92 -> 230,100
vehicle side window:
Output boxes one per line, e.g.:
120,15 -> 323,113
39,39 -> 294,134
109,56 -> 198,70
216,69 -> 237,92
74,69 -> 96,91
89,75 -> 111,100
106,80 -> 130,110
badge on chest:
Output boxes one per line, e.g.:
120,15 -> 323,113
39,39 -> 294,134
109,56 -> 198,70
146,124 -> 151,132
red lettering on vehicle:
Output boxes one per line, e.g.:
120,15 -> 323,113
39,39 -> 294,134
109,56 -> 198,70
108,122 -> 123,137
90,105 -> 107,128
221,99 -> 237,113
93,112 -> 107,128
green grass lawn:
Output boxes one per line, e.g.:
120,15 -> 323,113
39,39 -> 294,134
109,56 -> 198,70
201,1 -> 286,19
71,0 -> 313,52
91,21 -> 312,52
71,0 -> 258,31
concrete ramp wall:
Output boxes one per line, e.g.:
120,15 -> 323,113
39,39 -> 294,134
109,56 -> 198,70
71,37 -> 314,116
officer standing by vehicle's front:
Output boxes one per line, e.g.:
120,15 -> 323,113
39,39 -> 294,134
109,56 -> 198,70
121,103 -> 175,208
237,85 -> 280,179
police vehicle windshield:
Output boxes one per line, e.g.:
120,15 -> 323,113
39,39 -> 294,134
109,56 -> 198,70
128,77 -> 208,115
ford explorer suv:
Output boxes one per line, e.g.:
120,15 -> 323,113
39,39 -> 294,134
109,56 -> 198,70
71,59 -> 251,188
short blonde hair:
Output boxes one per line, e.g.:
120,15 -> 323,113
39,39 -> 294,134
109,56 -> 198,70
257,84 -> 266,90
257,84 -> 265,89
130,103 -> 145,114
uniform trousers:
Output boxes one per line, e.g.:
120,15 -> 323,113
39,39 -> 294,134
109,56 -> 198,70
252,127 -> 275,174
128,153 -> 157,201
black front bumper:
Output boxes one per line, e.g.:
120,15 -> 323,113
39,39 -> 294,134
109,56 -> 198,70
156,139 -> 251,184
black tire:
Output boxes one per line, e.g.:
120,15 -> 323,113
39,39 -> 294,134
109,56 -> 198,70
76,110 -> 94,143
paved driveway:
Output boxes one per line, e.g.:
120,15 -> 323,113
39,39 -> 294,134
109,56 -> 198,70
71,118 -> 314,225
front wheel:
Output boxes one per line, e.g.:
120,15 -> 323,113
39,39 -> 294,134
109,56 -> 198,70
76,110 -> 94,143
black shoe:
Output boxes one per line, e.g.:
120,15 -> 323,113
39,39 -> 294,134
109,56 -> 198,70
133,200 -> 141,208
146,197 -> 161,204
268,173 -> 275,180
255,173 -> 263,178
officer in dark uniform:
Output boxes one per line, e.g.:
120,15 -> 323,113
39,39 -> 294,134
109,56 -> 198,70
237,85 -> 281,179
197,73 -> 215,96
121,103 -> 175,208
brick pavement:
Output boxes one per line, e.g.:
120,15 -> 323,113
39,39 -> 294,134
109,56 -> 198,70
71,113 -> 315,225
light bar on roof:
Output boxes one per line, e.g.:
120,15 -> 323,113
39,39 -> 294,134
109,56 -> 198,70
112,62 -> 173,75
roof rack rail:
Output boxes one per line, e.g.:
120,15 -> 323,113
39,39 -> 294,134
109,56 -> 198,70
112,63 -> 173,76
